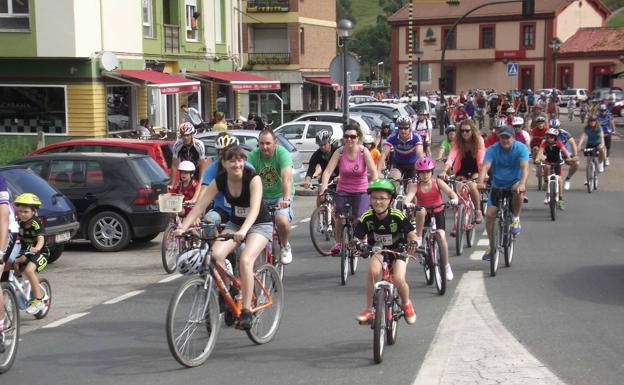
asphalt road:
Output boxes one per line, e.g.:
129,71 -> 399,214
2,117 -> 623,385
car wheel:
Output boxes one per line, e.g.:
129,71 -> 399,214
88,211 -> 131,252
133,233 -> 160,243
47,245 -> 65,264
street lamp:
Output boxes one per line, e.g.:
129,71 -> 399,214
415,48 -> 424,106
377,61 -> 384,86
337,19 -> 354,127
549,36 -> 562,89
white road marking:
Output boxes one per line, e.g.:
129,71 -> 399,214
412,271 -> 566,385
291,225 -> 298,229
476,238 -> 489,246
481,229 -> 487,236
469,250 -> 483,261
43,312 -> 89,329
300,217 -> 311,223
159,274 -> 182,283
103,290 -> 145,305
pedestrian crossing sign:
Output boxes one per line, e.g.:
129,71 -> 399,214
507,63 -> 519,76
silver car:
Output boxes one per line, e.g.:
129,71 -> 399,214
196,130 -> 307,184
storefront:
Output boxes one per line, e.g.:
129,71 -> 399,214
0,85 -> 68,135
304,76 -> 363,110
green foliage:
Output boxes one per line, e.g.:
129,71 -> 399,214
0,136 -> 37,165
337,0 -> 354,21
602,0 -> 624,11
351,22 -> 391,70
607,8 -> 624,26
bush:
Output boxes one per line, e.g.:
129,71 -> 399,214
0,136 -> 37,165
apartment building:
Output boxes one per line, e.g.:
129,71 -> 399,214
388,0 -> 612,95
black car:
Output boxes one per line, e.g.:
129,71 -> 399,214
0,165 -> 79,263
11,153 -> 169,252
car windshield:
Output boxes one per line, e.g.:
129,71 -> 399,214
404,104 -> 416,115
563,90 -> 577,95
1,168 -> 73,212
276,135 -> 296,152
129,157 -> 169,184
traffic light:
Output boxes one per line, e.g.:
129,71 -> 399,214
522,0 -> 534,17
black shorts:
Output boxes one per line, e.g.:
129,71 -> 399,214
20,251 -> 49,273
424,211 -> 446,231
392,162 -> 417,179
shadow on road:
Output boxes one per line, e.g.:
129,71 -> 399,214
554,264 -> 624,306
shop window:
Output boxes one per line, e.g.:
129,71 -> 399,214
0,86 -> 67,135
480,25 -> 495,49
185,0 -> 199,41
142,0 -> 154,37
106,86 -> 132,133
0,0 -> 30,30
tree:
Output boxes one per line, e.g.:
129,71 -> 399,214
337,0 -> 354,22
350,22 -> 390,76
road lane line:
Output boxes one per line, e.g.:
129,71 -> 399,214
476,238 -> 489,246
481,229 -> 487,236
159,274 -> 182,283
43,312 -> 89,329
103,290 -> 145,305
292,225 -> 298,229
300,217 -> 311,223
469,250 -> 483,261
412,271 -> 566,385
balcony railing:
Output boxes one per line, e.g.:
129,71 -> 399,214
248,52 -> 290,65
247,0 -> 290,13
164,24 -> 179,53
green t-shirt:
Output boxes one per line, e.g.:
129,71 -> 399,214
441,138 -> 451,153
248,145 -> 294,199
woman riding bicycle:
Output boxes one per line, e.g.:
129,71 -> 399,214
177,145 -> 272,330
303,130 -> 339,207
577,116 -> 606,172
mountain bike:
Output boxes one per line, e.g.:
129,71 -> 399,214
166,226 -> 283,368
540,161 -> 564,221
309,184 -> 336,256
489,188 -> 516,276
446,176 -> 477,256
583,147 -> 600,193
339,201 -> 358,285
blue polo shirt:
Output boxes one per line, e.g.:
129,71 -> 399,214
383,131 -> 422,165
484,141 -> 529,188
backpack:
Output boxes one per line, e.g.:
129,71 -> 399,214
527,95 -> 535,105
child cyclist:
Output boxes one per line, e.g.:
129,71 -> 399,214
169,160 -> 199,217
351,179 -> 418,325
405,157 -> 458,281
13,193 -> 48,314
535,128 -> 572,210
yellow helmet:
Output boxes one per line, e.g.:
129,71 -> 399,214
14,193 -> 42,207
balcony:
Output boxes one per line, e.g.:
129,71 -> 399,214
248,52 -> 290,65
247,0 -> 290,13
164,24 -> 179,53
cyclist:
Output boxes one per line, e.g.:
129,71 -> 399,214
404,157 -> 458,280
478,125 -> 529,261
535,128 -> 572,210
303,130 -> 339,204
363,135 -> 381,167
436,125 -> 456,162
248,129 -> 295,264
377,115 -> 424,181
566,97 -> 577,122
505,107 -> 516,125
465,100 -> 476,119
378,121 -> 394,147
552,120 -> 579,190
527,105 -> 545,128
530,116 -> 548,160
527,89 -> 536,113
177,145 -> 272,330
452,104 -> 468,126
320,122 -> 378,255
170,122 -> 207,187
595,104 -> 616,166
440,119 -> 485,224
12,193 -> 48,314
577,116 -> 607,173
546,96 -> 559,119
352,179 -> 418,325
484,117 -> 507,148
169,161 -> 199,217
413,111 -> 433,155
0,175 -> 20,353
512,116 -> 530,147
487,94 -> 500,128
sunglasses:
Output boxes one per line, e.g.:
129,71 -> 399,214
343,134 -> 358,140
398,127 -> 410,130
460,129 -> 471,133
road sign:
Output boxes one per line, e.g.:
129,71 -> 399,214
507,63 -> 519,77
329,53 -> 360,86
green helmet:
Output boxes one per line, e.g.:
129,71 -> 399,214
367,178 -> 396,197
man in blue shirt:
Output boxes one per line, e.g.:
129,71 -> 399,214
595,104 -> 616,166
478,125 -> 529,261
377,115 -> 424,180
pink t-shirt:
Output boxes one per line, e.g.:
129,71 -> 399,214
416,180 -> 444,213
337,146 -> 368,193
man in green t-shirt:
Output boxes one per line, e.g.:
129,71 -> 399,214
248,129 -> 294,264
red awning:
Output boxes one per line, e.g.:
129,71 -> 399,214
106,69 -> 200,94
190,71 -> 280,91
305,76 -> 364,91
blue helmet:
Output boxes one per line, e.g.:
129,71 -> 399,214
549,118 -> 561,128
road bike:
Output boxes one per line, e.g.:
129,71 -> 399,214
446,176 -> 477,256
489,188 -> 516,276
338,201 -> 359,285
583,147 -> 600,193
166,225 -> 283,368
540,161 -> 564,221
309,184 -> 336,256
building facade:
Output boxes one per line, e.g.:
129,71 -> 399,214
388,0 -> 611,95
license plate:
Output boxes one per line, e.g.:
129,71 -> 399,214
55,231 -> 71,243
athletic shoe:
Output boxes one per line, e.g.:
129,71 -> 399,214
356,308 -> 374,324
598,163 -> 604,173
605,158 -> 610,166
26,298 -> 44,315
544,196 -> 549,204
281,242 -> 293,264
564,179 -> 570,191
474,210 -> 483,224
482,247 -> 492,261
557,200 -> 565,210
403,302 -> 417,325
445,264 -> 454,281
511,218 -> 522,235
331,243 -> 341,255
236,309 -> 253,331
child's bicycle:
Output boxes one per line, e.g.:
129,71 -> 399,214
159,194 -> 195,273
308,183 -> 336,256
539,160 -> 565,221
444,175 -> 478,256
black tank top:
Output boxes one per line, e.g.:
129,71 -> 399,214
215,166 -> 271,226
457,150 -> 478,177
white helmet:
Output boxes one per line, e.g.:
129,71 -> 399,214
396,115 -> 412,127
506,107 -> 516,114
178,160 -> 196,172
546,128 -> 559,137
512,116 -> 524,126
363,135 -> 375,145
176,246 -> 207,275
215,134 -> 240,150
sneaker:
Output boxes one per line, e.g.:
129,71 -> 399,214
26,298 -> 45,315
544,196 -> 549,205
482,247 -> 492,261
598,163 -> 604,173
445,264 -> 454,281
605,158 -> 610,166
474,210 -> 483,224
511,218 -> 522,235
281,242 -> 293,264
331,243 -> 341,255
403,302 -> 417,325
236,309 -> 253,331
557,200 -> 565,210
564,178 -> 570,191
356,308 -> 374,324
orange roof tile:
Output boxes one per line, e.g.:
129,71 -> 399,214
559,27 -> 624,53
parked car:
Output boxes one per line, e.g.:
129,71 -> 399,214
559,88 -> 589,106
352,102 -> 415,119
196,130 -> 307,184
590,87 -> 623,102
0,165 -> 79,263
11,153 -> 169,252
611,99 -> 624,117
292,112 -> 373,135
349,95 -> 378,106
29,138 -> 175,175
274,121 -> 343,163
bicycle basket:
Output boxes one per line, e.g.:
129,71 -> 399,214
158,193 -> 184,213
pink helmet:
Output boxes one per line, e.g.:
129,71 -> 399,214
178,122 -> 195,136
415,156 -> 435,172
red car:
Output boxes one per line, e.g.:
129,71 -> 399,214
29,138 -> 174,175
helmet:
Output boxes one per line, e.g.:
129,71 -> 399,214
546,128 -> 559,137
494,117 -> 507,128
366,178 -> 396,197
457,103 -> 464,108
315,130 -> 333,146
599,104 -> 608,111
415,156 -> 435,172
215,133 -> 239,149
14,193 -> 42,208
512,116 -> 524,126
178,160 -> 196,173
549,118 -> 561,128
506,107 -> 516,114
527,89 -> 533,93
178,122 -> 195,136
363,135 -> 375,145
445,125 -> 456,134
396,115 -> 412,127
176,246 -> 207,275
535,116 -> 546,123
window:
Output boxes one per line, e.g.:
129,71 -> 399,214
520,22 -> 535,50
306,124 -> 332,139
0,0 -> 30,30
405,27 -> 419,53
214,0 -> 224,43
0,86 -> 67,135
410,63 -> 431,82
19,161 -> 45,177
441,27 -> 456,49
142,0 -> 154,37
300,27 -> 305,55
480,25 -> 495,49
279,124 -> 305,140
48,161 -> 104,188
185,0 -> 199,41
106,86 -> 132,133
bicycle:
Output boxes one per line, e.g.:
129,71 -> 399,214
160,201 -> 195,274
166,226 -> 284,368
540,161 -> 564,221
583,147 -> 600,194
445,176 -> 477,256
309,184 -> 336,256
488,188 -> 516,276
265,205 -> 286,279
338,201 -> 359,285
0,275 -> 18,373
476,108 -> 485,130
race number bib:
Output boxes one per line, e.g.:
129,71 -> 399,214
234,206 -> 249,217
373,233 -> 393,246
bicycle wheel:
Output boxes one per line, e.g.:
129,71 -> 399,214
586,161 -> 594,194
309,207 -> 334,256
340,228 -> 349,285
372,289 -> 386,364
549,180 -> 557,221
432,237 -> 446,295
455,205 -> 464,256
166,276 -> 220,368
386,288 -> 399,346
465,207 -> 476,248
161,224 -> 178,273
490,221 -> 500,277
33,278 -> 52,320
246,264 -> 284,345
537,172 -> 543,191
349,255 -> 358,275
0,284 -> 19,374
593,162 -> 599,190
504,233 -> 515,268
423,237 -> 434,285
